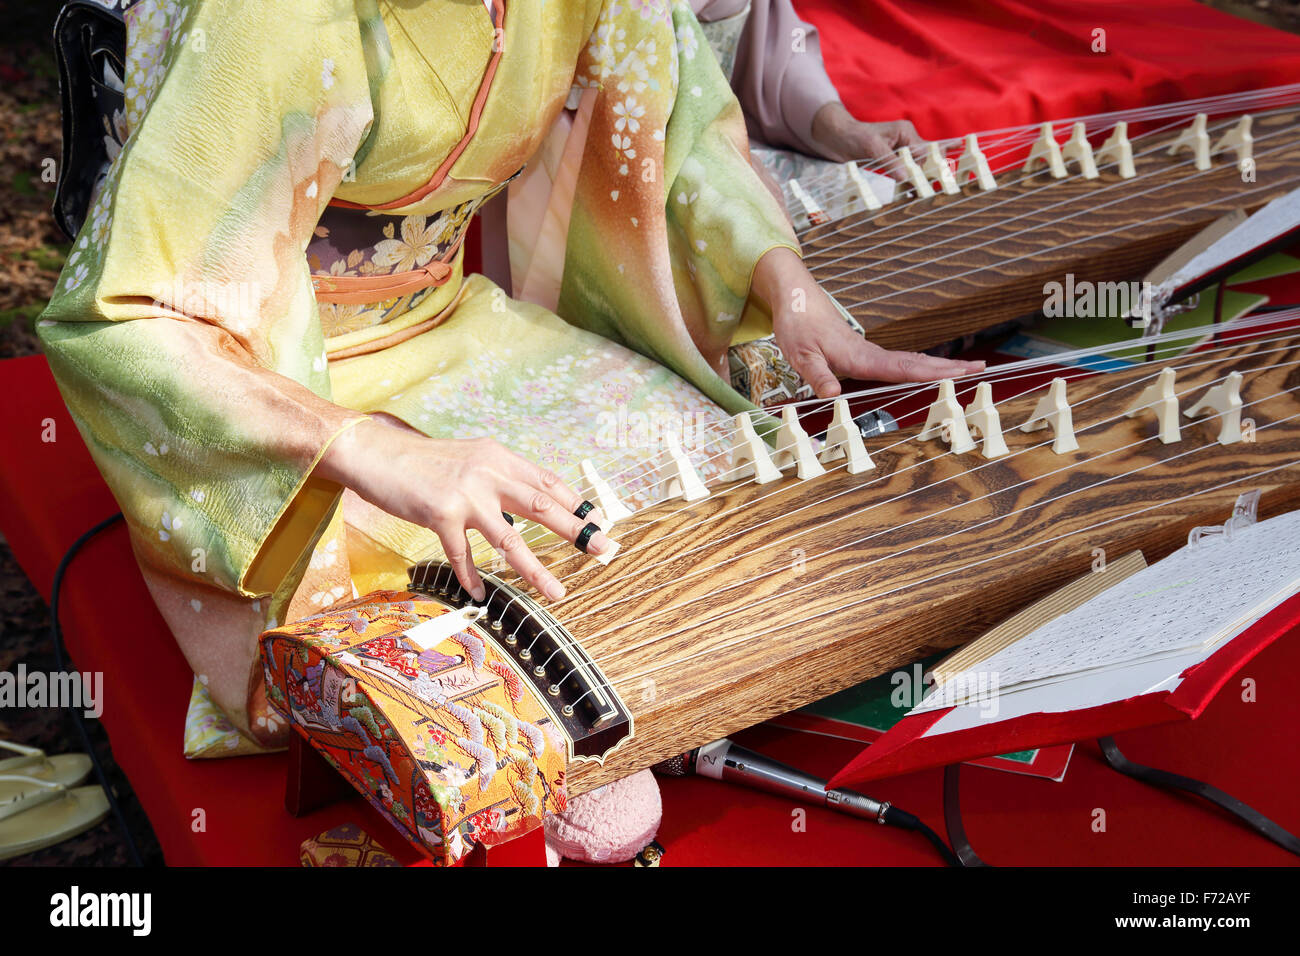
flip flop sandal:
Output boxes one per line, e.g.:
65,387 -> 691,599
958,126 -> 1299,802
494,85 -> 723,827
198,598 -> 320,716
0,774 -> 111,861
0,741 -> 93,799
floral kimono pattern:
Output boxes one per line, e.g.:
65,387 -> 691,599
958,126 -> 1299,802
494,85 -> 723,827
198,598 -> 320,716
37,0 -> 797,752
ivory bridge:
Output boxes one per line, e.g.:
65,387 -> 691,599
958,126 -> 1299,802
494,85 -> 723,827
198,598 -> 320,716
469,326 -> 1300,796
801,103 -> 1300,351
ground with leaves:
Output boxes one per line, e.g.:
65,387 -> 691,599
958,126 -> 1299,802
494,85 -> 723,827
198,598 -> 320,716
0,10 -> 65,362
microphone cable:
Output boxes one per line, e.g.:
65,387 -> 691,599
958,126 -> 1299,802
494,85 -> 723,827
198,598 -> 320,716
655,739 -> 967,867
48,511 -> 143,866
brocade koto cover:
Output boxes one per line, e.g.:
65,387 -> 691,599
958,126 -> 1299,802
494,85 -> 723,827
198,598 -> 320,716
262,590 -> 568,865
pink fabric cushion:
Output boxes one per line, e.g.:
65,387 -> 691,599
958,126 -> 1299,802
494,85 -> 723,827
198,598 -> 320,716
545,769 -> 662,864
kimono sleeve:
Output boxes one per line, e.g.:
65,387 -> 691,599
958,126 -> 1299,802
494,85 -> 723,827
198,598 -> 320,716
37,0 -> 377,599
557,0 -> 800,416
727,0 -> 842,156
662,1 -> 804,343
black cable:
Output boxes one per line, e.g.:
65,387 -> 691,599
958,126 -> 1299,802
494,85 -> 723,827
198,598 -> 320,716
655,748 -> 965,867
941,763 -> 991,867
882,804 -> 964,867
48,511 -> 143,866
1098,736 -> 1300,858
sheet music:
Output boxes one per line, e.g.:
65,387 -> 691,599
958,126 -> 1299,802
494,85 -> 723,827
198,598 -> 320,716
914,508 -> 1300,712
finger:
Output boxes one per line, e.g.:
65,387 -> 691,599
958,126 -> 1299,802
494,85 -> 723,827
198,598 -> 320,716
864,351 -> 985,384
887,120 -> 927,160
864,135 -> 908,181
499,451 -> 587,515
518,463 -> 611,529
472,511 -> 566,602
500,480 -> 615,556
437,527 -> 486,602
791,346 -> 841,398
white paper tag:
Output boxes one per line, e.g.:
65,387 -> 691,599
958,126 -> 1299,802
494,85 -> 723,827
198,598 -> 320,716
403,605 -> 487,652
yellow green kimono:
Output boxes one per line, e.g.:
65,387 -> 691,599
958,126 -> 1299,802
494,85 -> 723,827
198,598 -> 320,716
38,0 -> 798,753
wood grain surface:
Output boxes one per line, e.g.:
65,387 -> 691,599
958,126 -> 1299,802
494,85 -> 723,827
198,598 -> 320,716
803,111 -> 1300,352
521,331 -> 1300,793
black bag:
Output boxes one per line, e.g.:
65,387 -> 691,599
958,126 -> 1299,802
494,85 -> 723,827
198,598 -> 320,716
51,0 -> 141,240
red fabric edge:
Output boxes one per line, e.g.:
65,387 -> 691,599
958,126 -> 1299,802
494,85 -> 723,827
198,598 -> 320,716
1168,591 -> 1300,718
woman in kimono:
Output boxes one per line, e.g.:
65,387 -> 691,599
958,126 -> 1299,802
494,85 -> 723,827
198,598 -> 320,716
39,0 -> 976,785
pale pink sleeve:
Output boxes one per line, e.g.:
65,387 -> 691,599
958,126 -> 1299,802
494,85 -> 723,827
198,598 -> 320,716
696,0 -> 843,156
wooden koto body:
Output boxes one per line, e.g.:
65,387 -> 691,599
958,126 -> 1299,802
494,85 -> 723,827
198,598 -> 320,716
802,111 -> 1300,352
501,335 -> 1300,794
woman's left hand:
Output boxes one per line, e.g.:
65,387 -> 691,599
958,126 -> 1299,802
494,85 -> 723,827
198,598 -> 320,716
810,103 -> 928,181
752,247 -> 984,399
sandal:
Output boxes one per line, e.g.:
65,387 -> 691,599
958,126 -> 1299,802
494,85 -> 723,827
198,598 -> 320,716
0,741 -> 93,802
0,774 -> 110,861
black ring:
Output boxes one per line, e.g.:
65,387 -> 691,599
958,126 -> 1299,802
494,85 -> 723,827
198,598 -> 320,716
575,522 -> 600,553
573,500 -> 596,520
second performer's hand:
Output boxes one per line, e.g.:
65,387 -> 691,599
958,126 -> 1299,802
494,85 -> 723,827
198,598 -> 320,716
319,417 -> 611,602
811,102 -> 928,182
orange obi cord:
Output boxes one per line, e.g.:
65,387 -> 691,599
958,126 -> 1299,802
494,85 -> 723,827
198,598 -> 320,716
311,259 -> 455,305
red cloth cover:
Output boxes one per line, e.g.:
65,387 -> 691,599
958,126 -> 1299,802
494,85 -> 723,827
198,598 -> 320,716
796,0 -> 1300,142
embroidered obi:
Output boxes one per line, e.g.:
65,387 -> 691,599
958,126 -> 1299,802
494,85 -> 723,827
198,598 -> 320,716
308,173 -> 516,340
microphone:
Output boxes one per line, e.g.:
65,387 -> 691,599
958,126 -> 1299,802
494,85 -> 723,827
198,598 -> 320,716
655,738 -> 890,824
654,739 -> 965,865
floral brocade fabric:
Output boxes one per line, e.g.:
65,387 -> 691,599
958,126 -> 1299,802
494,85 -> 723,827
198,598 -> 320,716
262,590 -> 568,865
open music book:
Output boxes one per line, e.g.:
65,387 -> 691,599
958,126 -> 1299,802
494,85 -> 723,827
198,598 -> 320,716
911,506 -> 1300,720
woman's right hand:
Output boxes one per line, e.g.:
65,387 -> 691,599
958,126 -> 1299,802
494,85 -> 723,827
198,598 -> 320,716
318,417 -> 612,602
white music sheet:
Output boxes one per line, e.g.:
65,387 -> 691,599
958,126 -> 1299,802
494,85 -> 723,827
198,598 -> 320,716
912,507 -> 1300,714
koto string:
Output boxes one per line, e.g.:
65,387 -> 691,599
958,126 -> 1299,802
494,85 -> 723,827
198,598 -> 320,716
800,86 -> 1300,222
801,108 -> 1252,275
466,314 -> 1298,597
797,108 -> 1202,244
417,312 -> 1297,573
419,305 -> 1297,569
831,129 -> 1300,301
519,326 -> 1300,599
649,309 -> 1297,432
836,131 -> 1300,303
545,361 -> 1300,669
929,85 -> 1300,152
487,318 -> 1299,595
804,92 -> 1300,226
796,98 -> 1293,238
506,314 -> 1292,559
953,84 -> 1300,141
573,402 -> 1300,701
841,168 -> 1300,314
537,344 -> 1300,629
729,309 -> 1300,417
604,453 -> 1300,694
